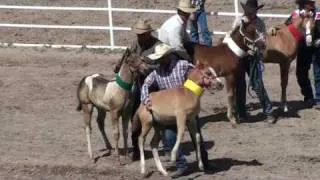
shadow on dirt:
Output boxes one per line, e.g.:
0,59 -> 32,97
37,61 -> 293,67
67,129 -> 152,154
199,100 -> 312,126
186,158 -> 263,177
243,100 -> 313,123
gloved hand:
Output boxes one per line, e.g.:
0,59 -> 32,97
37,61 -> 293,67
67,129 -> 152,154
314,39 -> 320,48
306,34 -> 313,47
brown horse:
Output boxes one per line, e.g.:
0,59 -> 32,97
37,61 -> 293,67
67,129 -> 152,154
192,19 -> 264,125
76,51 -> 149,160
135,64 -> 216,176
264,13 -> 315,112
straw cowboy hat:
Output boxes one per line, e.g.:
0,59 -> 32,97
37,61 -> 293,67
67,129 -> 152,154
240,0 -> 264,14
177,0 -> 197,13
132,19 -> 153,34
147,43 -> 174,60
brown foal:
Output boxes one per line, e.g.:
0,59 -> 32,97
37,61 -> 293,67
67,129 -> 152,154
76,51 -> 149,160
192,19 -> 264,125
264,13 -> 315,112
135,64 -> 216,176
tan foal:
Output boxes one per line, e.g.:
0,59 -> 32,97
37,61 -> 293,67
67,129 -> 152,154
135,64 -> 217,176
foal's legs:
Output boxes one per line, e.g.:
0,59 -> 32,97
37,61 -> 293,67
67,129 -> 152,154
187,116 -> 204,171
138,110 -> 152,174
150,127 -> 168,176
83,104 -> 94,159
225,74 -> 237,125
121,110 -> 131,158
96,109 -> 113,153
110,109 -> 121,158
280,62 -> 290,113
171,113 -> 186,162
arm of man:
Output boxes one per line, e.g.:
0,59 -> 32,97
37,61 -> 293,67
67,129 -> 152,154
141,71 -> 156,105
169,26 -> 192,60
169,26 -> 185,51
314,11 -> 320,48
176,60 -> 195,80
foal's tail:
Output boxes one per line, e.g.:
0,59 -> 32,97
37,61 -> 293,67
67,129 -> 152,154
76,76 -> 87,111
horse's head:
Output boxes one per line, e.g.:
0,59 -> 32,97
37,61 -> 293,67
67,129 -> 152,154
188,63 -> 222,90
292,10 -> 315,46
123,51 -> 150,76
231,17 -> 265,55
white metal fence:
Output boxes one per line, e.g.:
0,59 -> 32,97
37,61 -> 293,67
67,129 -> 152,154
0,0 -> 289,50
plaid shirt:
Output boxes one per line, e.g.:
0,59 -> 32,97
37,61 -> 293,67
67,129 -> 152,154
191,0 -> 205,7
141,58 -> 193,104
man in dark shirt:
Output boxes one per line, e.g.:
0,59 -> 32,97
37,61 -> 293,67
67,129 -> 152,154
114,19 -> 161,161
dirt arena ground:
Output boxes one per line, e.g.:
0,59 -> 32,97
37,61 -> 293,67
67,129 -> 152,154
1,47 -> 320,180
1,0 -> 320,179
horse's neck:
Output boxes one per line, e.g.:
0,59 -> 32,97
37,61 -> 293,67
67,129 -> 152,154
230,28 -> 247,52
118,62 -> 133,83
183,86 -> 201,105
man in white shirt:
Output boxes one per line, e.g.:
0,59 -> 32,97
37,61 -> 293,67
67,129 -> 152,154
158,0 -> 197,60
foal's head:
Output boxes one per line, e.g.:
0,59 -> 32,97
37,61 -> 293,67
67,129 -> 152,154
187,63 -> 217,89
231,17 -> 265,53
292,10 -> 315,45
121,51 -> 150,76
292,10 -> 315,29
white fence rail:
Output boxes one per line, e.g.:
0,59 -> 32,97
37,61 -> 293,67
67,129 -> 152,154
0,0 -> 290,50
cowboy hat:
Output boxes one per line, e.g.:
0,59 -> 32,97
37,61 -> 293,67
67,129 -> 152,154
296,0 -> 315,5
147,43 -> 174,60
240,0 -> 264,14
132,19 -> 153,34
177,0 -> 197,13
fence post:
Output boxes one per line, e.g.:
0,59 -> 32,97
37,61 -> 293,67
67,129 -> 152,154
234,0 -> 239,18
107,0 -> 115,50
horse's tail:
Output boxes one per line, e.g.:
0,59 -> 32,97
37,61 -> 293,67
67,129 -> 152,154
76,76 -> 87,111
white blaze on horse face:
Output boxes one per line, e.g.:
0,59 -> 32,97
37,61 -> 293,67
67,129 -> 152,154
208,67 -> 222,83
305,20 -> 313,47
85,73 -> 100,93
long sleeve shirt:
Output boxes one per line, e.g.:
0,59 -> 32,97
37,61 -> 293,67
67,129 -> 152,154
158,14 -> 188,51
140,58 -> 194,104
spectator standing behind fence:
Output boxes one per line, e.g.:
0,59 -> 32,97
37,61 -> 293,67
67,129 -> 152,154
190,0 -> 213,46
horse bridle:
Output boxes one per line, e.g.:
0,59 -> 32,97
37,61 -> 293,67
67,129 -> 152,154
239,20 -> 265,53
191,66 -> 217,88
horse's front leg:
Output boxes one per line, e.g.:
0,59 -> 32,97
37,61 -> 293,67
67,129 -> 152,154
150,126 -> 167,176
138,107 -> 153,175
187,116 -> 204,171
171,113 -> 187,162
225,74 -> 238,126
280,62 -> 290,113
110,109 -> 121,159
121,108 -> 131,160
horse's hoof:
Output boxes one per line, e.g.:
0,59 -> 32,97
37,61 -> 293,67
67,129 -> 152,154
162,171 -> 168,176
230,120 -> 238,128
140,171 -> 153,179
198,163 -> 204,171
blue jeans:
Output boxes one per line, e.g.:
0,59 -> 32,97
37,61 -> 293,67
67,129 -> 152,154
162,127 -> 187,170
314,50 -> 320,105
190,5 -> 212,46
236,56 -> 273,118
